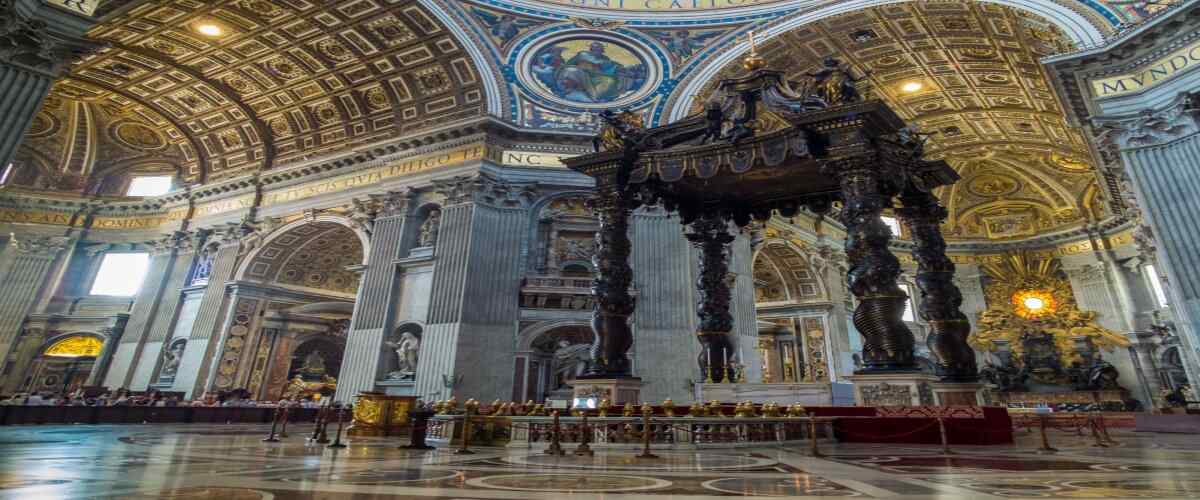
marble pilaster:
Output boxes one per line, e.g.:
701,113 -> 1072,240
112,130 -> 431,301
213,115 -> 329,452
0,0 -> 99,167
413,175 -> 532,402
170,236 -> 242,398
0,235 -> 71,382
630,208 -> 700,402
1101,97 -> 1200,397
334,191 -> 415,403
103,236 -> 185,389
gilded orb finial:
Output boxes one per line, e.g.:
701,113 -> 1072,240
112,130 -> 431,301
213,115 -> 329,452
741,30 -> 766,71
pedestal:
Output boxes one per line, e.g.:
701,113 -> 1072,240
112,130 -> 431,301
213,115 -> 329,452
846,372 -> 939,406
347,392 -> 417,436
573,378 -> 642,404
929,381 -> 984,406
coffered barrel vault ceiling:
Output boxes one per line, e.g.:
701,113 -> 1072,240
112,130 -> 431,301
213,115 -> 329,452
697,2 -> 1108,241
19,0 -> 485,185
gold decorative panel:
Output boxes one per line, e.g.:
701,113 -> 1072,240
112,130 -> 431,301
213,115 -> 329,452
44,336 -> 103,358
701,2 -> 1104,241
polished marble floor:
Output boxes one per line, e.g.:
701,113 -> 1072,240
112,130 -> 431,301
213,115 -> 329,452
1,422 -> 1199,499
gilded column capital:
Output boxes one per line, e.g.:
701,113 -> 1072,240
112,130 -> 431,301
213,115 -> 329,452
431,174 -> 536,208
8,233 -> 71,256
0,0 -> 104,77
1092,92 -> 1200,150
369,188 -> 418,218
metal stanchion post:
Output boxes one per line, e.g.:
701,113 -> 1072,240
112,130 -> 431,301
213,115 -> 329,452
636,409 -> 658,459
1035,413 -> 1058,454
574,413 -> 594,456
455,405 -> 475,455
262,406 -> 281,443
1088,414 -> 1108,448
545,411 -> 565,456
938,417 -> 955,455
327,404 -> 348,449
808,415 -> 823,458
309,404 -> 325,442
1097,412 -> 1119,445
278,404 -> 290,438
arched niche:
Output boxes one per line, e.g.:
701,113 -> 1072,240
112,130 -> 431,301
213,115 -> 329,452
514,321 -> 596,402
23,333 -> 106,395
752,239 -> 828,305
236,218 -> 368,297
528,193 -> 598,276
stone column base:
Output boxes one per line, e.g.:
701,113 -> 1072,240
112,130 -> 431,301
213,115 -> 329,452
845,372 -> 939,406
929,381 -> 984,406
573,377 -> 642,404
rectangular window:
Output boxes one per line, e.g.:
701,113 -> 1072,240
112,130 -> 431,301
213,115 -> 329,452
902,283 -> 916,322
880,215 -> 902,237
0,163 -> 12,185
1145,264 -> 1170,308
126,176 -> 173,197
90,253 -> 151,296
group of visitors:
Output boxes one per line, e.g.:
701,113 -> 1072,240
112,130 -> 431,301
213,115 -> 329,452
0,388 -> 326,408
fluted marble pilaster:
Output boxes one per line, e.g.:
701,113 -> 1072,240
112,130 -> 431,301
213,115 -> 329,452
103,250 -> 175,389
171,243 -> 241,398
1122,134 -> 1200,395
128,247 -> 198,390
0,65 -> 51,169
729,232 -> 762,384
0,237 -> 70,380
335,197 -> 412,403
0,0 -> 98,168
630,210 -> 697,402
414,177 -> 530,402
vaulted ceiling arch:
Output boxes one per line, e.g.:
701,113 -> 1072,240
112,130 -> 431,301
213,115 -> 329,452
685,1 -> 1106,241
17,0 -> 491,190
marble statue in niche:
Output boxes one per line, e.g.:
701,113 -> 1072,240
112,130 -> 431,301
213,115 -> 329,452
386,331 -> 420,381
418,210 -> 441,247
160,342 -> 185,377
299,351 -> 327,379
552,340 -> 591,391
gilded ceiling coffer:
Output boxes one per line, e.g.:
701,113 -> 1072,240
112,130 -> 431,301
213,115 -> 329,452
565,55 -> 978,382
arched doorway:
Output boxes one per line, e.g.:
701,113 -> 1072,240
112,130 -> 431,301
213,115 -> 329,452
752,239 -> 833,383
516,323 -> 596,402
24,334 -> 104,395
216,218 -> 365,400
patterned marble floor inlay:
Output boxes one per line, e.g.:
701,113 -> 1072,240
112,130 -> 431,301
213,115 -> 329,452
1,423 -> 1199,499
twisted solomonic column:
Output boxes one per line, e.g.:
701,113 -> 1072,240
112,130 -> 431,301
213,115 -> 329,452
686,213 -> 736,382
897,188 -> 978,382
587,181 -> 636,378
827,158 -> 916,371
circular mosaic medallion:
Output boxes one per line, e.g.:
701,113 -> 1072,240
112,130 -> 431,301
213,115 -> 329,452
120,487 -> 271,499
114,122 -> 167,150
703,477 -> 862,497
468,473 -> 669,492
505,452 -> 776,471
517,32 -> 660,110
966,173 -> 1021,198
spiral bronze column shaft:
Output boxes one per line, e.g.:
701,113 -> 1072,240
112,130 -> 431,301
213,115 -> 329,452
897,188 -> 979,382
588,180 -> 636,378
687,213 -> 736,382
831,159 -> 917,371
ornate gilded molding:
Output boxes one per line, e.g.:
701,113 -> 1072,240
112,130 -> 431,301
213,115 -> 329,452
9,233 -> 71,256
0,0 -> 103,77
1093,92 -> 1200,149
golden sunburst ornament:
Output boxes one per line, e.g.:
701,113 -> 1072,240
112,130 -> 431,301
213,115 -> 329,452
1011,289 -> 1055,319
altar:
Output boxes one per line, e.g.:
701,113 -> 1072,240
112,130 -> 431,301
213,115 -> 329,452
696,382 -> 836,406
